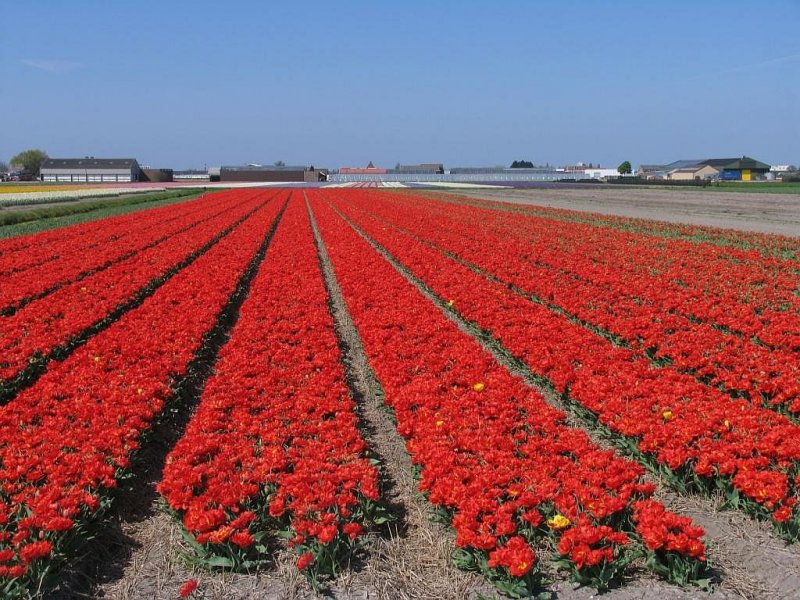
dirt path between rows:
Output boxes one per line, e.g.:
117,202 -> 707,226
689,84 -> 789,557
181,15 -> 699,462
433,187 -> 800,237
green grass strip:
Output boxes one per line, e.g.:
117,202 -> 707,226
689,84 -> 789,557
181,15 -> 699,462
0,189 -> 207,239
694,181 -> 800,194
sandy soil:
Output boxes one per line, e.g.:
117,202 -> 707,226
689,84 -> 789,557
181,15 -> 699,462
435,187 -> 800,237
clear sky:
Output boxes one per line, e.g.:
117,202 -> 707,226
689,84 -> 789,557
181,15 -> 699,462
2,0 -> 798,169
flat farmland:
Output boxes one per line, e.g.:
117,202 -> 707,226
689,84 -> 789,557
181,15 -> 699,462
1,188 -> 799,600
433,185 -> 800,237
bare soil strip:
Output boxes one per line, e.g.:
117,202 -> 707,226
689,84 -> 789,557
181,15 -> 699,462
326,197 -> 800,600
430,187 -> 800,238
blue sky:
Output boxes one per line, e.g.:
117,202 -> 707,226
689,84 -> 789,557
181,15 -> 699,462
2,0 -> 798,169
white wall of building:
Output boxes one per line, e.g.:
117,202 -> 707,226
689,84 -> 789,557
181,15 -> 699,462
583,168 -> 625,179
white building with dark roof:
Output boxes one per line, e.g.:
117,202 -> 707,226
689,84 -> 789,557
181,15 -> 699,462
40,158 -> 141,183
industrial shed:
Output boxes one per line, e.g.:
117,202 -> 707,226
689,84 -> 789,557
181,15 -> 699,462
667,164 -> 720,181
140,168 -> 174,182
701,157 -> 771,181
643,157 -> 771,182
40,158 -> 141,183
219,165 -> 327,183
394,163 -> 445,174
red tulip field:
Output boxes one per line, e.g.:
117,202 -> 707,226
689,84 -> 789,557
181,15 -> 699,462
1,188 -> 799,598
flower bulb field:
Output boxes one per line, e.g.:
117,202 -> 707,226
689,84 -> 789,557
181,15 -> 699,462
1,187 -> 799,599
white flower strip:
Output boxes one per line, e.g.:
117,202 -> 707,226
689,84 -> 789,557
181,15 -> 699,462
0,187 -> 166,207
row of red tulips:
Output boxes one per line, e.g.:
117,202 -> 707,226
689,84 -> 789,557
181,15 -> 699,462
344,193 -> 800,413
411,192 -> 800,342
437,191 -> 800,261
310,194 -> 708,594
0,190 -> 237,310
0,193 -> 192,258
475,200 -> 800,338
0,187 -> 189,267
158,195 -> 381,589
0,195 -> 283,596
5,187 -> 789,596
0,193 -> 272,391
472,195 -> 800,351
392,192 -> 800,351
326,192 -> 800,537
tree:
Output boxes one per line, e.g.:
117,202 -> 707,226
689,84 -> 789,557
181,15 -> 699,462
617,160 -> 632,175
0,161 -> 9,174
11,149 -> 48,177
273,160 -> 286,167
510,160 -> 535,168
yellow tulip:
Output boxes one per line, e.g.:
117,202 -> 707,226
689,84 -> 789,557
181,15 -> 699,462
547,514 -> 571,530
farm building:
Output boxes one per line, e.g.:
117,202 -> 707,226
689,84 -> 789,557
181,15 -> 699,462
583,168 -> 627,180
393,163 -> 445,174
218,165 -> 327,183
701,157 -> 771,181
768,165 -> 797,180
329,166 -> 584,184
174,169 -> 210,182
667,164 -> 720,181
339,161 -> 388,175
140,168 -> 174,182
40,158 -> 141,183
641,157 -> 771,181
637,164 -> 669,179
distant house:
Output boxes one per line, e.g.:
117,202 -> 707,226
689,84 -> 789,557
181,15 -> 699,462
584,168 -> 625,180
339,161 -> 388,175
769,165 -> 797,180
174,169 -> 211,182
40,158 -> 141,183
637,164 -> 669,179
667,164 -> 719,181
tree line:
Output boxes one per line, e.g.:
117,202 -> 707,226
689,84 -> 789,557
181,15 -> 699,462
1,149 -> 49,177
